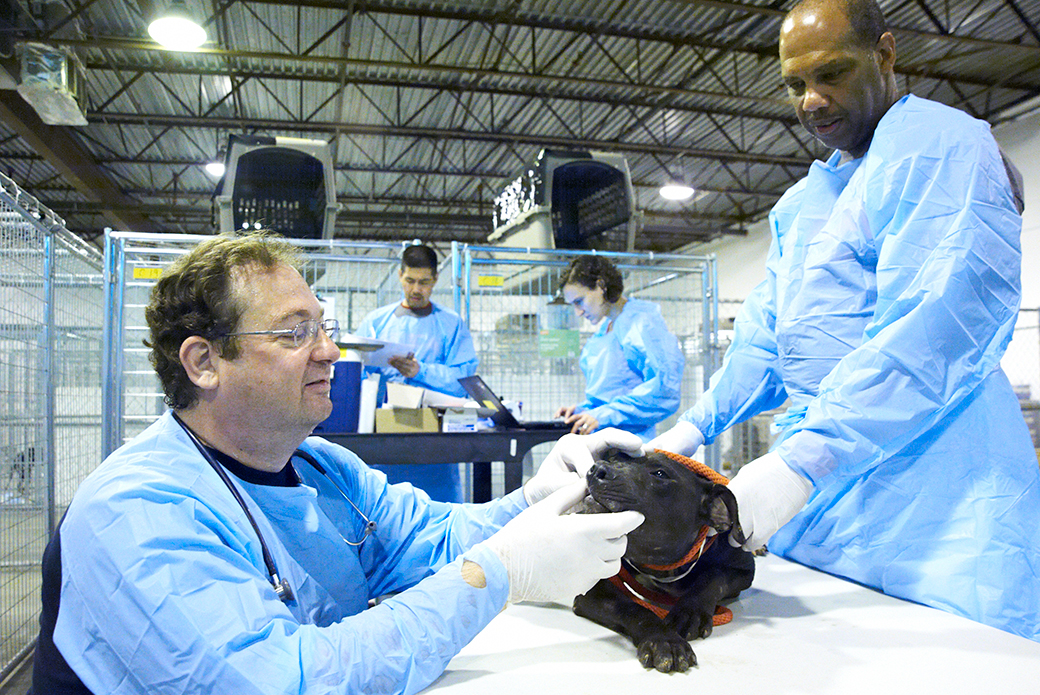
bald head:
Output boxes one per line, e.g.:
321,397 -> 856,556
784,0 -> 887,49
779,0 -> 898,160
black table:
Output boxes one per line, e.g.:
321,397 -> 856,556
321,430 -> 568,502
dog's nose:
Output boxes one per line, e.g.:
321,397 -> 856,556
588,461 -> 613,481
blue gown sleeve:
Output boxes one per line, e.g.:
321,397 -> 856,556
53,435 -> 521,695
585,309 -> 685,430
774,115 -> 1022,484
409,313 -> 478,397
305,438 -> 525,597
678,232 -> 790,441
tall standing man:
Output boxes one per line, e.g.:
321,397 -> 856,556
651,0 -> 1039,640
356,243 -> 479,501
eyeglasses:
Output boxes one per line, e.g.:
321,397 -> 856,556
224,318 -> 340,348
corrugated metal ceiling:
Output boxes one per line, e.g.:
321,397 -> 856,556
0,0 -> 1037,250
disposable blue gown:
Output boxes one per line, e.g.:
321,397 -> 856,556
53,411 -> 522,694
680,95 -> 1040,640
357,301 -> 478,398
577,298 -> 684,441
356,301 -> 478,502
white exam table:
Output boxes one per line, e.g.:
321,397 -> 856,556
427,553 -> 1040,694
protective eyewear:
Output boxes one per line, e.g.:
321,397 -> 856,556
224,318 -> 340,348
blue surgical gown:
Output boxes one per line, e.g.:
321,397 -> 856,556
52,410 -> 522,694
357,301 -> 478,398
680,95 -> 1040,640
356,301 -> 478,502
576,298 -> 684,441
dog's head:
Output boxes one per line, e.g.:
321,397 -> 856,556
579,448 -> 744,567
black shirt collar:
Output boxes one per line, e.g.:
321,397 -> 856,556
206,446 -> 299,487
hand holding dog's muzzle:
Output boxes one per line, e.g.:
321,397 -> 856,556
487,480 -> 644,605
525,428 -> 645,505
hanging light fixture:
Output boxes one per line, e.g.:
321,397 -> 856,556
659,182 -> 695,200
659,154 -> 695,200
204,159 -> 226,177
148,0 -> 207,51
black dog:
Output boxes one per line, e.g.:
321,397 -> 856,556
572,448 -> 755,673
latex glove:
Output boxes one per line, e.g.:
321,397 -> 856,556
646,421 -> 704,457
486,481 -> 644,605
524,428 -> 645,505
726,451 -> 813,552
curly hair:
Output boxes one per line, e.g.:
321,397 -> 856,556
144,231 -> 302,410
558,255 -> 624,304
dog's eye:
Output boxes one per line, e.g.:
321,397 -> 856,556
650,468 -> 671,479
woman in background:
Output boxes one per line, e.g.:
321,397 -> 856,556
554,256 -> 685,441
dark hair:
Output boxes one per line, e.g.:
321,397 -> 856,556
787,0 -> 888,47
145,231 -> 302,410
401,244 -> 438,273
559,256 -> 624,304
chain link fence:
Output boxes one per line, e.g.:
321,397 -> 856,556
104,234 -> 720,497
0,173 -> 104,681
459,245 -> 719,489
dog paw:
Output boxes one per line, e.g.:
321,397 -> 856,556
668,608 -> 715,641
636,634 -> 696,673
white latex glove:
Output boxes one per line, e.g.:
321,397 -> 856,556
646,421 -> 704,457
524,428 -> 645,505
486,480 -> 644,605
726,451 -> 813,552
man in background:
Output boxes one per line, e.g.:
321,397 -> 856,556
356,243 -> 478,501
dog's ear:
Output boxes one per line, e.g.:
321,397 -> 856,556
705,485 -> 746,544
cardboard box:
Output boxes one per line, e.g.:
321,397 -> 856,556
385,382 -> 469,409
375,407 -> 440,433
441,407 -> 481,432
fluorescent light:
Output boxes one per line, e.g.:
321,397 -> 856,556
204,160 -> 225,177
659,183 -> 695,201
148,2 -> 207,51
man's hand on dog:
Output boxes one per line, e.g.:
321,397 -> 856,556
486,481 -> 644,605
726,451 -> 813,551
524,429 -> 645,505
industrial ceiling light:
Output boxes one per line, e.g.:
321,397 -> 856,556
659,154 -> 695,200
148,0 -> 207,51
204,159 -> 225,177
659,182 -> 695,201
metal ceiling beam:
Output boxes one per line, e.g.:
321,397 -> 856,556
79,57 -> 799,124
56,38 -> 789,112
0,91 -> 153,233
41,188 -> 771,224
8,159 -> 782,199
246,0 -> 1040,56
59,34 -> 1039,100
87,112 -> 815,168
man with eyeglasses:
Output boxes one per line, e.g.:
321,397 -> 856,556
356,242 -> 479,501
33,231 -> 646,695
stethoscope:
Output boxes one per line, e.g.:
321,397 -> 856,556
172,413 -> 377,604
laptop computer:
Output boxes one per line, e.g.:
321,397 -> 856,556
458,375 -> 571,431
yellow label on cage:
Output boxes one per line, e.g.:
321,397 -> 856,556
133,267 -> 163,279
477,275 -> 504,288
